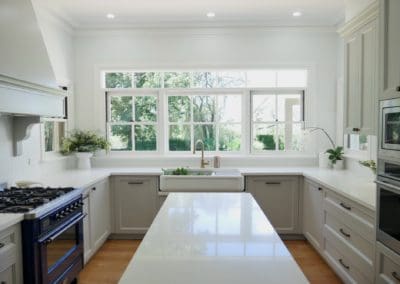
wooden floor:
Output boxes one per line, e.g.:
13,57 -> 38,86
79,239 -> 342,284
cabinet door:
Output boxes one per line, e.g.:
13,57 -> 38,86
113,176 -> 158,234
302,180 -> 324,252
246,176 -> 300,234
380,0 -> 400,100
82,189 -> 92,264
0,264 -> 15,284
360,19 -> 378,134
376,242 -> 400,283
345,34 -> 362,132
90,179 -> 111,251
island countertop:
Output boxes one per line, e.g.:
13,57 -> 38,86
119,192 -> 309,284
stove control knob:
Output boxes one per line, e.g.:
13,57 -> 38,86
55,213 -> 61,220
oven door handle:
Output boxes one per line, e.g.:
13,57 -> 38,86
375,180 -> 400,192
39,213 -> 87,244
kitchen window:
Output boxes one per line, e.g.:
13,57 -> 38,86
107,92 -> 158,152
41,119 -> 67,159
103,69 -> 307,155
251,91 -> 304,152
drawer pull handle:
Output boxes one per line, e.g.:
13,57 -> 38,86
128,182 -> 144,185
265,182 -> 281,185
340,202 -> 351,211
339,259 -> 350,270
352,127 -> 360,132
392,272 -> 400,282
339,228 -> 351,238
0,243 -> 4,249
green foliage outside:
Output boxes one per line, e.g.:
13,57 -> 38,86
256,135 -> 284,150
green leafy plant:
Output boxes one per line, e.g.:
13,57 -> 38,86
60,130 -> 110,155
326,146 -> 344,164
359,160 -> 377,173
171,167 -> 189,175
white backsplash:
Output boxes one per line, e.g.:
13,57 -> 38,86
0,115 -> 72,186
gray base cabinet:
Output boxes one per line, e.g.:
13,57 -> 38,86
83,178 -> 111,263
302,179 -> 324,251
0,224 -> 22,284
246,176 -> 300,234
376,242 -> 400,283
112,176 -> 158,234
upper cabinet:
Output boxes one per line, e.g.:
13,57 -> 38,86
379,0 -> 400,100
339,3 -> 379,135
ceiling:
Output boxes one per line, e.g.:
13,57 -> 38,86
35,0 -> 345,29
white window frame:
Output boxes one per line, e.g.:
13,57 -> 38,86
106,89 -> 160,155
250,89 -> 305,154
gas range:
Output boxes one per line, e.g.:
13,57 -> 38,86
0,186 -> 86,283
0,186 -> 82,219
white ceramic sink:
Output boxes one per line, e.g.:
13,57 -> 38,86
159,168 -> 244,192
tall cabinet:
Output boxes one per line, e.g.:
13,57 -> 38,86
379,0 -> 400,100
339,3 -> 379,135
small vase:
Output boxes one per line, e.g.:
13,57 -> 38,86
75,152 -> 93,169
333,160 -> 344,170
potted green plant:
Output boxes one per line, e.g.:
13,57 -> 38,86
61,130 -> 110,169
326,146 -> 344,170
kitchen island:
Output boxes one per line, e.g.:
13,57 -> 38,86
119,192 -> 309,284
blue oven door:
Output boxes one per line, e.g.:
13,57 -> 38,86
39,213 -> 85,284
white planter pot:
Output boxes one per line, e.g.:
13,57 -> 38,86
75,152 -> 93,170
318,152 -> 331,168
333,160 -> 344,170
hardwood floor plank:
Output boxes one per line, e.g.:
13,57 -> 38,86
79,239 -> 342,284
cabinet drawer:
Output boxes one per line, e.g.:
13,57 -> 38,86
376,242 -> 400,284
324,190 -> 374,242
324,238 -> 372,284
325,213 -> 374,261
0,264 -> 14,284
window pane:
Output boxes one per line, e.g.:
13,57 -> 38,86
105,72 -> 132,88
169,125 -> 191,151
192,72 -> 218,88
135,96 -> 157,122
252,95 -> 276,122
246,71 -> 276,87
348,134 -> 368,151
276,70 -> 307,87
218,95 -> 242,123
194,125 -> 216,151
253,124 -> 276,150
110,96 -> 133,122
44,121 -> 54,152
290,123 -> 303,151
193,96 -> 216,122
217,72 -> 246,88
277,124 -> 285,150
168,96 -> 191,123
277,94 -> 302,121
135,125 -> 157,151
110,125 -> 132,151
134,72 -> 162,88
219,124 -> 241,151
164,72 -> 191,88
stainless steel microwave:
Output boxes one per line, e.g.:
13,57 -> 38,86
380,98 -> 400,157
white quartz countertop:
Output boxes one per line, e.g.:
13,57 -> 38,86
28,166 -> 376,210
0,213 -> 24,231
119,192 -> 309,284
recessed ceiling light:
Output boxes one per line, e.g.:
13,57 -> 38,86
292,11 -> 302,17
106,13 -> 115,19
206,12 -> 216,18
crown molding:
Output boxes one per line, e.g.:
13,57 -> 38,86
337,1 -> 379,37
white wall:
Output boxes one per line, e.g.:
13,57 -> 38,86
74,27 -> 339,162
0,7 -> 74,185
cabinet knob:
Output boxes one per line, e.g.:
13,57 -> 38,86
92,187 -> 96,191
318,187 -> 322,191
0,243 -> 4,249
396,86 -> 400,92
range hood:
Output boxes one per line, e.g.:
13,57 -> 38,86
0,0 -> 66,118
